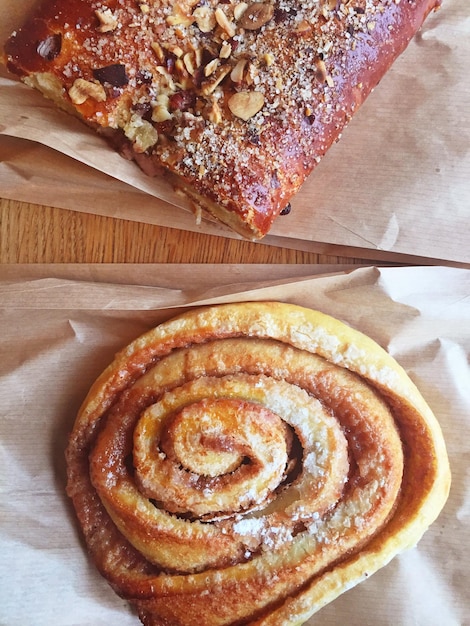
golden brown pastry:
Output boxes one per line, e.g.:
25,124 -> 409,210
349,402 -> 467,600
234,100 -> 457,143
3,0 -> 440,239
65,302 -> 450,625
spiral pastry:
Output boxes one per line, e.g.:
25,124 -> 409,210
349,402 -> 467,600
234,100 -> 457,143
65,302 -> 450,625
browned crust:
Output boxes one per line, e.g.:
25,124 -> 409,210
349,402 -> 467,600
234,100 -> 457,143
3,0 -> 440,238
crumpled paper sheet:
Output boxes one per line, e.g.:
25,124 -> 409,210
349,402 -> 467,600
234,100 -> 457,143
0,263 -> 468,626
1,0 -> 469,264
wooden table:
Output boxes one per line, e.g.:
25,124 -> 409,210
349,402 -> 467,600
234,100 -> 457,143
0,197 -> 375,265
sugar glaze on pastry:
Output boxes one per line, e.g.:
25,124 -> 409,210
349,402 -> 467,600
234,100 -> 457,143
65,302 -> 450,625
4,0 -> 440,238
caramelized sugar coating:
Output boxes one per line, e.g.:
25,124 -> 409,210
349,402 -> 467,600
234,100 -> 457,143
4,0 -> 440,238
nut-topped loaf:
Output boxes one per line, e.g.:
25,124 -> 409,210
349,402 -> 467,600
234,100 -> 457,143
4,0 -> 440,238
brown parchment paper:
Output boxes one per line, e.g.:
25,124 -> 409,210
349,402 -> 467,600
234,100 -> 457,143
1,0 -> 469,264
0,263 -> 468,626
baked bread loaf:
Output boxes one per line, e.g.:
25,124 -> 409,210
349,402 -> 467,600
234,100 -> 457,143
65,301 -> 450,625
3,0 -> 440,239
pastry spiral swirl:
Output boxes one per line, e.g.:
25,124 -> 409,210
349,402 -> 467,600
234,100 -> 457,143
65,302 -> 450,625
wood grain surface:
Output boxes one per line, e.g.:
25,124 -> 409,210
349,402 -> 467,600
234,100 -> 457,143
0,198 -> 375,265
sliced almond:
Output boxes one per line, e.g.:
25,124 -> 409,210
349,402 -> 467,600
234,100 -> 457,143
151,41 -> 165,63
183,51 -> 196,75
233,2 -> 249,21
238,2 -> 274,30
175,58 -> 187,77
194,48 -> 203,67
219,41 -> 232,59
228,90 -> 265,120
204,58 -> 220,77
215,7 -> 236,37
230,58 -> 248,83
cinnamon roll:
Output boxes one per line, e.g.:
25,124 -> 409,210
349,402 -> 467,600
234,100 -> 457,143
65,302 -> 450,625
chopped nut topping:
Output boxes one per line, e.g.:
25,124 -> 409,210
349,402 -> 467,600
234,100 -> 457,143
201,64 -> 233,95
204,58 -> 219,77
156,93 -> 170,108
194,49 -> 203,68
155,65 -> 177,92
238,2 -> 274,30
166,8 -> 194,27
205,99 -> 223,124
68,78 -> 106,104
316,60 -> 327,80
152,103 -> 172,123
263,52 -> 274,66
151,41 -> 165,64
14,0 -> 392,235
295,20 -> 312,33
164,42 -> 184,57
192,6 -> 216,32
152,93 -> 173,123
175,58 -> 186,76
244,62 -> 259,87
215,7 -> 236,37
219,41 -> 232,59
95,9 -> 118,33
315,58 -> 333,87
233,2 -> 249,21
183,51 -> 197,76
230,58 -> 248,83
320,0 -> 338,17
305,104 -> 314,117
228,90 -> 265,120
124,114 -> 158,152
